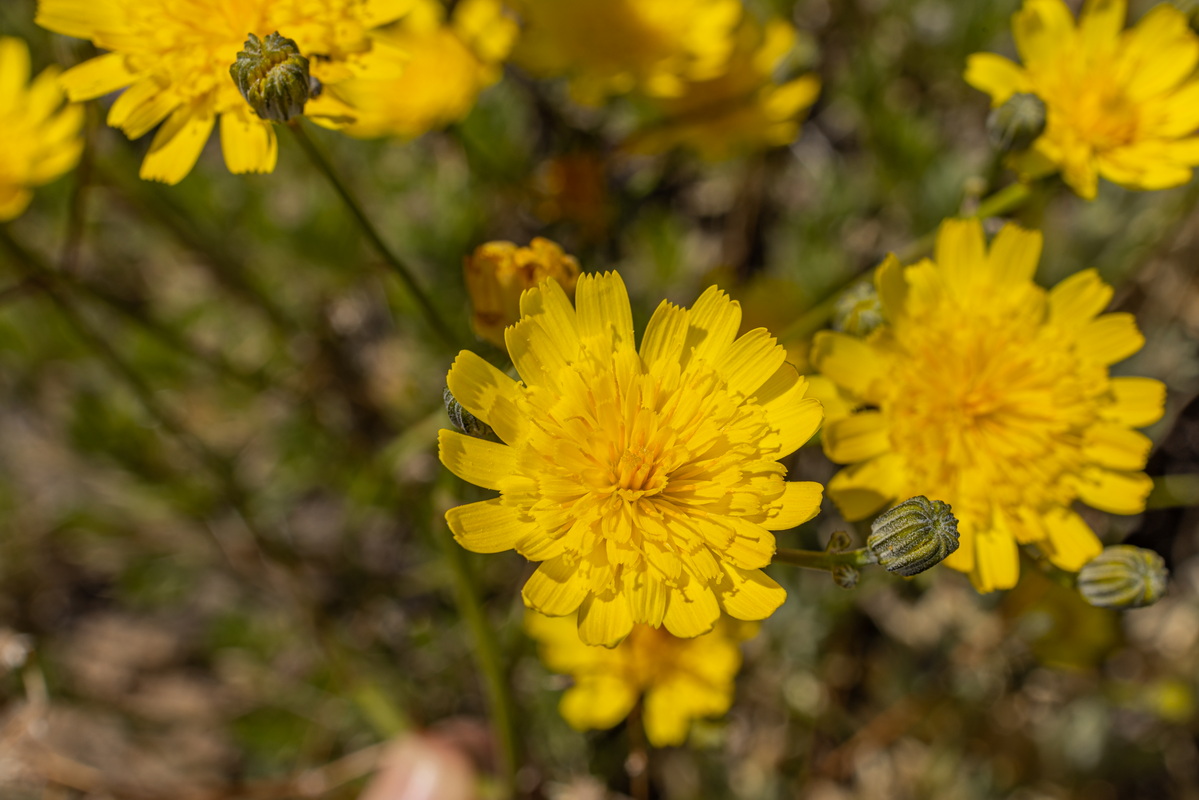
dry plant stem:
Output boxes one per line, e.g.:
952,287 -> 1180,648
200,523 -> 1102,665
434,501 -> 519,799
626,702 -> 650,800
773,547 -> 877,573
288,122 -> 459,350
776,180 -> 1035,344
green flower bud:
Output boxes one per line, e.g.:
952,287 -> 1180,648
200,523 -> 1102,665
987,92 -> 1047,153
868,497 -> 960,577
1077,545 -> 1168,609
230,32 -> 312,123
833,281 -> 884,337
444,386 -> 496,441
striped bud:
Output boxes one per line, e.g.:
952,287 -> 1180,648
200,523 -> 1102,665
1077,545 -> 1168,609
833,281 -> 884,337
987,92 -> 1047,152
868,497 -> 960,577
444,386 -> 496,441
230,32 -> 312,123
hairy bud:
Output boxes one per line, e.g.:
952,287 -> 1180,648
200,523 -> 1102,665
868,497 -> 960,577
444,387 -> 497,441
1077,545 -> 1169,609
987,92 -> 1047,152
230,32 -> 313,123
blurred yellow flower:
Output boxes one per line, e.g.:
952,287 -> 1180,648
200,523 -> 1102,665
627,16 -> 820,159
511,0 -> 742,104
526,610 -> 754,746
36,0 -> 412,184
812,220 -> 1163,593
965,0 -> 1199,199
439,272 -> 823,646
0,37 -> 84,221
338,0 -> 517,139
463,237 -> 581,349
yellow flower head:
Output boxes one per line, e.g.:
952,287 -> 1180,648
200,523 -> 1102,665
337,0 -> 517,140
525,609 -> 754,746
0,37 -> 84,221
812,219 -> 1164,593
627,16 -> 820,160
464,237 -> 581,349
965,0 -> 1199,199
36,0 -> 412,184
511,0 -> 743,104
439,272 -> 824,646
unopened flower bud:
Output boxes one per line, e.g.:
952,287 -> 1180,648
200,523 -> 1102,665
444,386 -> 496,441
868,497 -> 960,577
230,32 -> 312,123
987,92 -> 1047,152
1077,545 -> 1168,609
833,281 -> 884,337
464,238 -> 581,349
832,564 -> 860,589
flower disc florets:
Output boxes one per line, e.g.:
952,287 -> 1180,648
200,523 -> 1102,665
813,220 -> 1164,593
439,272 -> 824,646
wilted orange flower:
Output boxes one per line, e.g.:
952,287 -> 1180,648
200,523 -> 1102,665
464,237 -> 581,348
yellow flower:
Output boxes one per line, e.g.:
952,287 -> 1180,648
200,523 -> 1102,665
525,609 -> 754,746
0,37 -> 84,221
811,219 -> 1164,593
36,0 -> 412,184
337,0 -> 517,139
965,0 -> 1199,199
439,272 -> 824,646
463,237 -> 581,349
627,16 -> 820,159
510,0 -> 743,104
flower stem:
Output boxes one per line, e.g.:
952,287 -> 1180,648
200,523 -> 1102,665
773,547 -> 877,573
288,122 -> 459,349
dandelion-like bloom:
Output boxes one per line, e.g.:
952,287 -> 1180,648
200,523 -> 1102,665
627,16 -> 820,159
439,272 -> 824,645
811,219 -> 1164,592
337,0 -> 516,140
510,0 -> 743,104
36,0 -> 411,184
464,237 -> 581,349
0,37 -> 83,221
965,0 -> 1199,199
525,610 -> 754,746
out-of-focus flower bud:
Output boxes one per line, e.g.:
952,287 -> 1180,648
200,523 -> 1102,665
832,564 -> 860,589
833,281 -> 884,337
464,237 -> 581,349
1077,545 -> 1168,609
987,92 -> 1047,152
230,32 -> 313,123
444,386 -> 496,441
867,496 -> 960,577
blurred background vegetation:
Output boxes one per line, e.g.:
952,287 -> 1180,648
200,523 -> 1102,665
2,0 -> 1199,797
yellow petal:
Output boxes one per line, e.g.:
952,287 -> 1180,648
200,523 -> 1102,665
716,565 -> 786,621
560,676 -> 637,732
506,316 -> 568,390
810,331 -> 887,403
1013,0 -> 1079,66
643,687 -> 695,747
1102,377 -> 1166,428
963,53 -> 1028,104
970,526 -> 1019,593
716,518 -> 776,570
682,286 -> 742,369
0,186 -> 33,222
1121,6 -> 1199,100
219,112 -> 278,175
935,218 -> 987,291
1079,0 -> 1126,55
139,105 -> 215,185
437,428 -> 517,490
986,224 -> 1042,285
0,38 -> 30,108
663,575 -> 720,637
822,411 -> 891,464
446,349 -> 524,440
521,279 -> 581,355
1083,422 -> 1153,471
1048,269 -> 1113,327
522,556 -> 590,616
625,565 -> 668,627
826,454 -> 904,521
763,393 -> 823,460
446,498 -> 530,553
574,271 -> 634,346
1157,82 -> 1199,138
577,589 -> 635,647
57,52 -> 137,101
640,300 -> 689,367
717,329 -> 787,398
108,79 -> 177,139
874,253 -> 907,322
1077,313 -> 1144,365
34,0 -> 109,39
1076,466 -> 1152,514
1040,508 -> 1103,572
761,481 -> 823,531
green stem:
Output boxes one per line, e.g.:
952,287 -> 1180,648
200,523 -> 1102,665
288,122 -> 459,350
776,180 -> 1038,344
1146,474 -> 1199,509
773,547 -> 877,573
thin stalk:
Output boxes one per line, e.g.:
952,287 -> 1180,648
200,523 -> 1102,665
288,122 -> 459,349
773,547 -> 877,573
